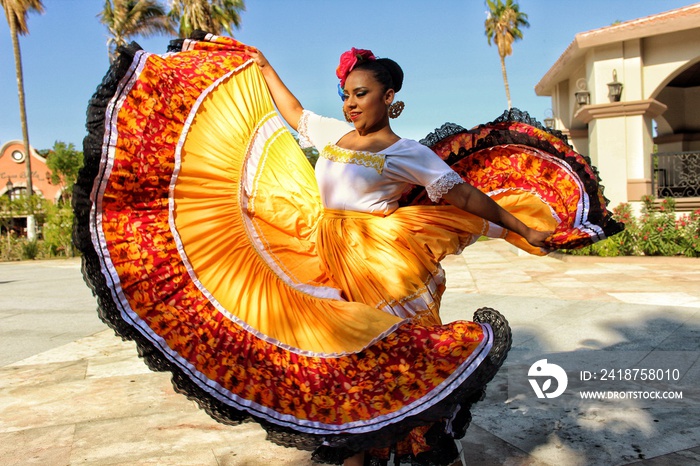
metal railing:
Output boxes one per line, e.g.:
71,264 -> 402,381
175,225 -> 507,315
652,151 -> 700,198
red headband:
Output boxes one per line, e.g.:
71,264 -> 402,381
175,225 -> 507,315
336,48 -> 376,88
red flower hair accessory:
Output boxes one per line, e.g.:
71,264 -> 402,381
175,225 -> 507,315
336,47 -> 376,88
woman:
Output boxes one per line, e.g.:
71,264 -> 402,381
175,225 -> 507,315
252,47 -> 550,250
249,47 -> 552,466
74,34 -> 621,466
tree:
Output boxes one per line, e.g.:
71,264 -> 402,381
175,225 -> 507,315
168,0 -> 245,38
46,141 -> 84,203
484,0 -> 529,110
1,0 -> 43,241
99,0 -> 174,62
42,201 -> 75,257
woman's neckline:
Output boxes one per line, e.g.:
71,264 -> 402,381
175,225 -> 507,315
334,132 -> 404,154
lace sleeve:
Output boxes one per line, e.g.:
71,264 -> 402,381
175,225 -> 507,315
297,110 -> 312,149
425,171 -> 465,202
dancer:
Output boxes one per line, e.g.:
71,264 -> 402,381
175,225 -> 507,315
74,33 -> 622,466
251,46 -> 554,466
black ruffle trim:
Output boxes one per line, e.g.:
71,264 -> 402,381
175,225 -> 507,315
71,39 -> 511,466
411,108 -> 623,248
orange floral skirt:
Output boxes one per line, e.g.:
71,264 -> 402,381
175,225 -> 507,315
73,33 -> 621,465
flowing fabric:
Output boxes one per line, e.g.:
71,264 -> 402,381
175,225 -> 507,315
73,33 -> 622,465
408,114 -> 624,251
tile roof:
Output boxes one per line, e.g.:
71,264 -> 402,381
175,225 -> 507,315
535,3 -> 700,95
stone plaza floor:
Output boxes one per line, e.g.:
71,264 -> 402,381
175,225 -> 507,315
1,240 -> 698,465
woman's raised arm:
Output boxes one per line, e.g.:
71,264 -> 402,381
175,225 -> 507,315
249,48 -> 304,131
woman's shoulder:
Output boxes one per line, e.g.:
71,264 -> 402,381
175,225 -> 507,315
389,138 -> 436,156
299,110 -> 353,149
384,138 -> 450,174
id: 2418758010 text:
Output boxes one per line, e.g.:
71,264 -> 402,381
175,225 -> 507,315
580,368 -> 681,381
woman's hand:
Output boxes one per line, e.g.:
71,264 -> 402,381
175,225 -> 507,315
524,228 -> 553,249
248,47 -> 269,69
442,182 -> 555,251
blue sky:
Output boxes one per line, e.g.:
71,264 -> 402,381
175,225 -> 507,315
0,0 -> 696,150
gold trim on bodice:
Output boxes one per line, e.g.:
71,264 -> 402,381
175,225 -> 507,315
321,144 -> 386,174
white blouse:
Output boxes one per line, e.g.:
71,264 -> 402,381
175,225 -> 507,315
298,110 -> 464,215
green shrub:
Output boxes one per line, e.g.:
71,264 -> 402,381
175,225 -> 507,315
0,233 -> 21,261
42,202 -> 76,257
21,240 -> 39,260
1,194 -> 82,261
565,196 -> 700,257
675,210 -> 700,257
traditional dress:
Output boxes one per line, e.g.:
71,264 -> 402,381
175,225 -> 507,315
304,110 -> 497,325
73,33 -> 622,465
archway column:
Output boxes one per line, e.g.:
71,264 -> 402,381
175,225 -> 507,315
575,99 -> 667,207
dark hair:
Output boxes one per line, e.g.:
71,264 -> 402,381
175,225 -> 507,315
353,58 -> 404,93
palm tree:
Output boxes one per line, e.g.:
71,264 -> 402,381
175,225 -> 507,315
1,0 -> 44,241
484,0 -> 529,110
168,0 -> 245,38
99,0 -> 174,62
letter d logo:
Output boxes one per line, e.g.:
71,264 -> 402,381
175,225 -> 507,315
528,359 -> 568,399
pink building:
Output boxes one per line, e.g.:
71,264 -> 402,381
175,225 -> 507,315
1,140 -> 63,235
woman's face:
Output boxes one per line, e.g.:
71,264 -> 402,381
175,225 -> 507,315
342,69 -> 394,135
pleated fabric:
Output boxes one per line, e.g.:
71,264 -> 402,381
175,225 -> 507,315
409,116 -> 624,252
318,206 -> 500,326
73,32 -> 621,465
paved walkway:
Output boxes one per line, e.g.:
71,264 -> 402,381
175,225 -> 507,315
1,241 -> 699,465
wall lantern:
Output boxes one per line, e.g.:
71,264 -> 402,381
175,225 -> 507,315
607,70 -> 623,102
574,78 -> 590,106
543,109 -> 554,128
5,179 -> 14,199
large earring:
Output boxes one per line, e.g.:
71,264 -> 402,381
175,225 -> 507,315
388,101 -> 405,119
344,111 -> 352,122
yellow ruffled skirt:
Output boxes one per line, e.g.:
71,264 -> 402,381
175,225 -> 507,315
74,33 -> 621,465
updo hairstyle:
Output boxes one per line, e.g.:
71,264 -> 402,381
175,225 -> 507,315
353,58 -> 404,93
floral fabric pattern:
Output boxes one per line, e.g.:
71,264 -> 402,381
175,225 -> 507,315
76,33 -> 621,465
404,119 -> 623,250
86,34 -> 492,437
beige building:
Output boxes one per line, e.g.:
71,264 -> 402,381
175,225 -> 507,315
535,3 -> 700,211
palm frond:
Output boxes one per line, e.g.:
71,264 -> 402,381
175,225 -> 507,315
1,0 -> 44,35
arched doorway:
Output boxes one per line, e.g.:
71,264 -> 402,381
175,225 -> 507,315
651,59 -> 700,205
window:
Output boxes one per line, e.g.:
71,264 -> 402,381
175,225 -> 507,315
11,150 -> 25,163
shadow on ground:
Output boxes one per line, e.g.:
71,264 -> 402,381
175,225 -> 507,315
464,313 -> 700,466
